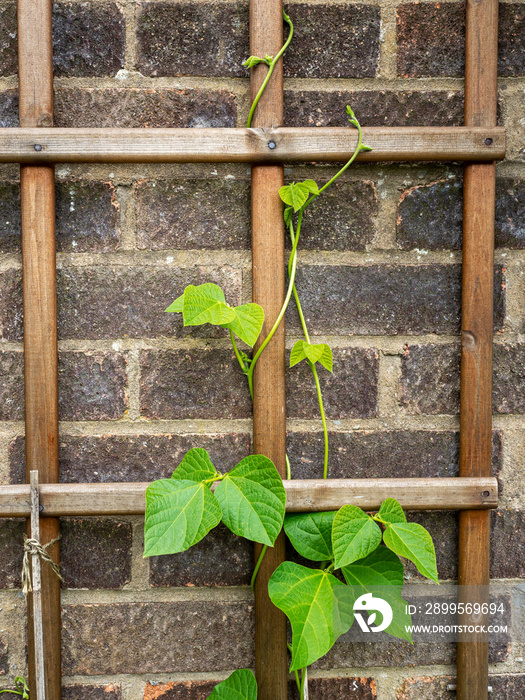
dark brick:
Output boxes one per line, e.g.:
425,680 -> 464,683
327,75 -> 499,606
496,178 -> 525,248
0,639 -> 7,675
54,88 -> 236,128
289,676 -> 377,700
56,181 -> 120,252
283,4 -> 380,79
0,3 -> 17,77
10,433 -> 251,485
0,182 -> 21,253
287,179 -> 377,251
140,349 -> 251,419
396,675 -> 455,700
397,4 -> 525,78
135,179 -> 250,250
490,675 -> 525,699
0,181 -> 120,254
0,351 -> 24,420
56,266 -> 241,340
498,5 -> 525,76
401,343 -> 525,415
0,269 -> 23,341
61,601 -> 254,675
493,344 -> 525,414
0,351 -> 127,423
149,523 -> 252,587
0,90 -> 19,127
397,179 -> 463,251
397,3 -> 464,78
58,352 -> 128,421
0,520 -> 25,588
398,177 -> 525,250
143,681 -> 215,700
397,675 -> 525,700
62,686 -> 121,700
287,265 -> 504,336
287,348 -> 379,420
53,2 -> 125,77
137,2 -> 248,78
284,90 -> 463,128
400,343 -> 460,415
491,509 -> 525,579
0,2 -> 125,78
60,519 -> 131,589
286,430 -> 502,482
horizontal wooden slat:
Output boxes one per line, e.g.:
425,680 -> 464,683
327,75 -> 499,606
0,477 -> 498,517
0,127 -> 505,163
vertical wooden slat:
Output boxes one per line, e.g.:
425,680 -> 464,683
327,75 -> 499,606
250,0 -> 288,699
17,2 -> 61,699
457,0 -> 498,697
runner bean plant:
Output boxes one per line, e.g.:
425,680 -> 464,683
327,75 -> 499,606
143,12 -> 438,699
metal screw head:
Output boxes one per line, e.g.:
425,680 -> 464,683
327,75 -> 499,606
34,144 -> 43,152
268,141 -> 276,150
482,490 -> 490,497
485,137 -> 493,146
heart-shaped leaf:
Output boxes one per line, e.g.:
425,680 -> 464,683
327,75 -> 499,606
171,448 -> 219,483
215,455 -> 286,546
341,546 -> 404,588
182,283 -> 236,327
207,669 -> 257,699
283,206 -> 293,227
377,498 -> 406,525
290,341 -> 333,372
279,180 -> 319,212
383,522 -> 438,583
144,479 -> 222,557
332,505 -> 382,569
268,562 -> 353,671
222,303 -> 264,347
284,511 -> 335,561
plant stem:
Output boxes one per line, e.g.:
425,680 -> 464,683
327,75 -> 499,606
286,454 -> 291,480
229,330 -> 253,399
246,11 -> 294,128
300,666 -> 308,699
309,360 -> 329,479
250,544 -> 268,592
246,211 -> 303,395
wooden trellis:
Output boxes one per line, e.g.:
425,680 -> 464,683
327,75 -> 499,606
0,0 -> 501,698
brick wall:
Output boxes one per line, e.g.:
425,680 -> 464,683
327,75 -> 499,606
0,1 -> 524,698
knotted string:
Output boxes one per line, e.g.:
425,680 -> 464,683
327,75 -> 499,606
21,535 -> 63,597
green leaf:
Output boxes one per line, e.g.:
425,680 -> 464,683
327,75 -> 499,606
290,340 -> 307,368
222,303 -> 264,347
144,479 -> 222,557
284,511 -> 335,561
165,293 -> 184,313
243,56 -> 266,69
215,455 -> 286,546
360,144 -> 373,152
377,498 -> 406,525
182,283 -> 236,327
332,505 -> 382,569
171,448 -> 219,483
341,548 -> 412,642
341,546 -> 404,587
290,341 -> 333,372
283,206 -> 293,227
383,522 -> 439,583
304,343 -> 333,372
207,669 -> 257,700
268,562 -> 353,671
279,180 -> 318,212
